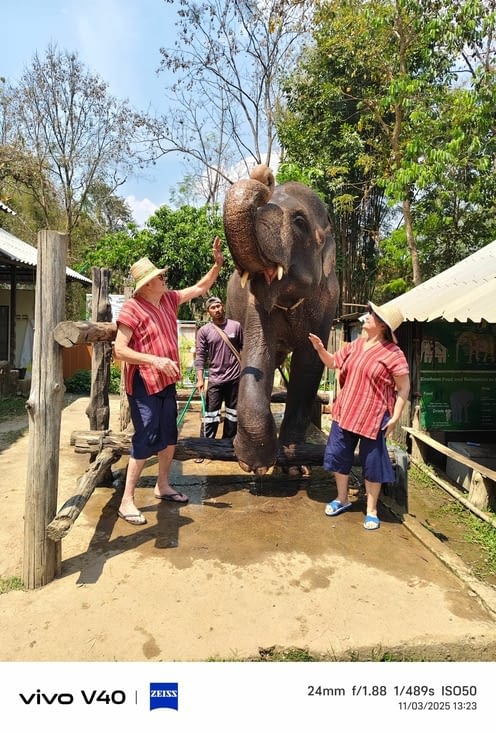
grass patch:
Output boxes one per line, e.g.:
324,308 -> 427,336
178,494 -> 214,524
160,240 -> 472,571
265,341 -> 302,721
0,397 -> 27,420
430,482 -> 496,575
0,428 -> 27,445
464,515 -> 496,570
208,646 -> 432,662
0,576 -> 23,594
410,462 -> 496,578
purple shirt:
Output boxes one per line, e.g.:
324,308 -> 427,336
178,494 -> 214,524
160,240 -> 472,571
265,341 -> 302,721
194,319 -> 243,385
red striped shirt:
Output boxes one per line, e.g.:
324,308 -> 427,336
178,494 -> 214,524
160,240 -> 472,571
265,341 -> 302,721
117,291 -> 181,395
332,337 -> 409,439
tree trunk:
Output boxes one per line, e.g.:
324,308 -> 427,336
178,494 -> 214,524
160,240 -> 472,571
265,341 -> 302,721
403,192 -> 422,286
23,231 -> 67,588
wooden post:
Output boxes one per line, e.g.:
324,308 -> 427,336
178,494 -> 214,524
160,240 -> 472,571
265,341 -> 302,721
23,231 -> 67,588
119,285 -> 133,431
86,267 -> 112,432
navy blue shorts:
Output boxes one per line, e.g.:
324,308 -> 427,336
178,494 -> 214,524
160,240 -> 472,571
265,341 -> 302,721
323,416 -> 396,484
127,371 -> 178,459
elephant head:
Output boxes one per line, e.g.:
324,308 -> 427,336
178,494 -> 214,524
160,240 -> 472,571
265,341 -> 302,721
224,165 -> 336,311
223,165 -> 339,475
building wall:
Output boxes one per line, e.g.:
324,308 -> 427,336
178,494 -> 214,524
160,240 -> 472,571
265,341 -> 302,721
0,288 -> 35,367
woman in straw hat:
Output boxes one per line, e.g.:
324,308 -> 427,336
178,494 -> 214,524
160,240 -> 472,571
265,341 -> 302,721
308,301 -> 410,530
114,236 -> 223,526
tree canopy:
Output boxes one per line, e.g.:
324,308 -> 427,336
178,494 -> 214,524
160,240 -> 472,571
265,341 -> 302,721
1,44 -> 153,256
76,203 -> 228,321
2,2 -> 496,312
277,0 -> 496,304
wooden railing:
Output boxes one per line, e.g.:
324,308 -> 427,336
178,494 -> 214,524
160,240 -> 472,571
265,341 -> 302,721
404,426 -> 496,516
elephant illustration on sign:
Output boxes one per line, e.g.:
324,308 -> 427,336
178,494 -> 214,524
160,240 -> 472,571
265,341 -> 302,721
456,332 -> 495,364
450,389 -> 474,423
223,164 -> 339,475
420,339 -> 447,364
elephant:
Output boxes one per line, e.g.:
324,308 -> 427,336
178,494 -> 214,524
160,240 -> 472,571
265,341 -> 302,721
223,164 -> 339,475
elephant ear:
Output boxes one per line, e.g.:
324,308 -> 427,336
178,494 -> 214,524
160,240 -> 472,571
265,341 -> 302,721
316,221 -> 336,278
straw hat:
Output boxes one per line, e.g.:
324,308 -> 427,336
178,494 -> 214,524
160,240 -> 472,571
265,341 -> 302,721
368,301 -> 404,344
130,257 -> 167,293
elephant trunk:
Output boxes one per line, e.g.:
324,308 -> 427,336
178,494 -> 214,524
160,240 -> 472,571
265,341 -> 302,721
223,164 -> 275,276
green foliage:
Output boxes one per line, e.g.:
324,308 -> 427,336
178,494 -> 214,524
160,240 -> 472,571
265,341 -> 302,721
465,515 -> 496,572
178,336 -> 196,387
277,0 -> 496,297
65,361 -> 197,392
75,203 -> 229,320
64,370 -> 92,394
109,363 -> 122,394
0,576 -> 23,594
374,229 -> 413,301
0,397 -> 27,420
64,364 -> 121,395
276,162 -> 326,191
76,222 -> 149,291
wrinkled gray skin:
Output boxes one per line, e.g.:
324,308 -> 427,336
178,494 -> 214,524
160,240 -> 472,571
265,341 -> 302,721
223,164 -> 339,475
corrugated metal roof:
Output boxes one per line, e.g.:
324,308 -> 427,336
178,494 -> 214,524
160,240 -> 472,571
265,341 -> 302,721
387,239 -> 496,323
0,227 -> 91,284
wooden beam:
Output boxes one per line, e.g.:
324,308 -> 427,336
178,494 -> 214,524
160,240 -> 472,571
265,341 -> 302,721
403,427 -> 496,482
46,447 -> 121,541
403,426 -> 496,511
53,320 -> 116,347
70,430 -> 328,465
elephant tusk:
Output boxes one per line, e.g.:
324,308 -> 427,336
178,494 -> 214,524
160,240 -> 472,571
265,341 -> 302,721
277,264 -> 284,281
240,271 -> 250,289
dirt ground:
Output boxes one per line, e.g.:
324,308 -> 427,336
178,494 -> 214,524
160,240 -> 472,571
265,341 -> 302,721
1,394 -> 496,662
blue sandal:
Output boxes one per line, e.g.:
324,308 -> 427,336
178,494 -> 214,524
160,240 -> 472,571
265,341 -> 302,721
363,514 -> 380,530
325,499 -> 352,517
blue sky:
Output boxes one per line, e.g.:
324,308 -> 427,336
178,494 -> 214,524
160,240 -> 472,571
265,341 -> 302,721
3,0 -> 186,225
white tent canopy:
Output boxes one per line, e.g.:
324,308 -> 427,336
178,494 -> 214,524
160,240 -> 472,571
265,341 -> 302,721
387,240 -> 496,323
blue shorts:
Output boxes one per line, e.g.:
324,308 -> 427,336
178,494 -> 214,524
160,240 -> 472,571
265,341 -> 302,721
323,417 -> 396,484
128,371 -> 178,459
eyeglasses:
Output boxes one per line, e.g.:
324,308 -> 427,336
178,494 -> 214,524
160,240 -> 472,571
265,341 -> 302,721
157,274 -> 166,282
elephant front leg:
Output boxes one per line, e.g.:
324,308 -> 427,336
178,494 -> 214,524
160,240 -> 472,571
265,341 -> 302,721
279,345 -> 325,469
234,322 -> 278,475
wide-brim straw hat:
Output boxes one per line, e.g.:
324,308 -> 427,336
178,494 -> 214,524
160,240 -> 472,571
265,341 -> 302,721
368,301 -> 404,344
130,257 -> 167,293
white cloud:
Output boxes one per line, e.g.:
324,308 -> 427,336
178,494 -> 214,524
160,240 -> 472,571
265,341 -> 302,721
125,195 -> 158,227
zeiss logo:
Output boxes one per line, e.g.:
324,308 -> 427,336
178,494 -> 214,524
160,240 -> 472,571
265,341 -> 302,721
149,683 -> 179,711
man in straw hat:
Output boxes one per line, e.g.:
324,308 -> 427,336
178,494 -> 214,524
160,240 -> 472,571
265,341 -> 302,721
308,301 -> 410,530
114,236 -> 223,526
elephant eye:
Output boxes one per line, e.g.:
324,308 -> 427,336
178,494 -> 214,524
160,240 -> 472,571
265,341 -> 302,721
293,214 -> 308,232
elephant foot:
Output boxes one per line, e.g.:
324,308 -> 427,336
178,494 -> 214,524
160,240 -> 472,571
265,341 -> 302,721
238,461 -> 270,476
234,432 -> 277,476
238,459 -> 271,476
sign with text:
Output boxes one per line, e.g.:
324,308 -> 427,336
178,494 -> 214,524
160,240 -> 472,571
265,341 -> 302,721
419,322 -> 496,429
